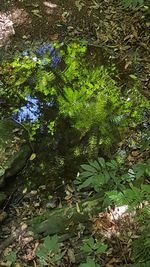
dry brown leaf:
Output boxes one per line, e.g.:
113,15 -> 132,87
106,257 -> 118,267
127,155 -> 134,162
50,33 -> 59,41
124,61 -> 132,69
67,248 -> 76,263
131,150 -> 140,157
43,1 -> 57,8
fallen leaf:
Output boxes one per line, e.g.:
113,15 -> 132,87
124,61 -> 132,69
106,257 -> 118,267
43,1 -> 57,8
31,9 -> 42,18
50,33 -> 59,41
75,0 -> 84,11
127,155 -> 135,162
29,153 -> 36,161
131,150 -> 140,157
129,74 -> 137,80
67,248 -> 76,263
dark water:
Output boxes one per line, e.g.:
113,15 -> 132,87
0,41 -> 107,197
1,39 -> 148,199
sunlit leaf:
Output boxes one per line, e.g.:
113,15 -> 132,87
29,153 -> 36,161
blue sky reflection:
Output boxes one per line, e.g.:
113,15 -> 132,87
13,95 -> 39,122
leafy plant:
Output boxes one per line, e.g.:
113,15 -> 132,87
4,250 -> 17,265
81,237 -> 107,255
139,129 -> 150,152
132,229 -> 150,263
79,257 -> 101,267
75,157 -> 127,192
36,235 -> 64,266
76,155 -> 150,193
1,41 -> 149,150
76,151 -> 150,265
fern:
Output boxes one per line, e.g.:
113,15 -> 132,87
132,233 -> 150,263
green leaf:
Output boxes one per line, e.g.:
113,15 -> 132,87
144,238 -> 150,246
81,243 -> 93,253
129,74 -> 137,80
89,160 -> 101,171
106,160 -> 118,170
98,157 -> 106,168
81,237 -> 95,252
38,257 -> 48,266
107,190 -> 124,205
146,159 -> 150,176
81,171 -> 95,178
29,153 -> 37,161
78,177 -> 93,190
96,243 -> 107,254
141,184 -> 150,195
36,245 -> 48,258
79,257 -> 101,267
5,251 -> 17,263
103,170 -> 111,182
44,235 -> 59,251
81,164 -> 97,173
133,163 -> 146,178
52,251 -> 64,263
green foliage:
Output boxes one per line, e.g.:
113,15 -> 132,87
76,157 -> 150,193
36,235 -> 64,266
81,237 -> 107,255
4,250 -> 17,265
139,129 -> 150,152
132,230 -> 150,263
1,41 -> 149,150
105,161 -> 150,263
107,186 -> 145,212
76,153 -> 150,265
0,41 -> 148,175
75,157 -> 129,192
122,0 -> 144,8
58,63 -> 122,149
1,52 -> 56,102
75,158 -> 118,192
79,237 -> 106,267
79,257 -> 101,267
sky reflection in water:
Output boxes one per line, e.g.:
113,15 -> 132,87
13,43 -> 61,122
13,95 -> 39,122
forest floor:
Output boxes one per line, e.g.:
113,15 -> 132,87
0,0 -> 150,266
0,0 -> 150,86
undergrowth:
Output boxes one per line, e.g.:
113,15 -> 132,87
75,149 -> 150,265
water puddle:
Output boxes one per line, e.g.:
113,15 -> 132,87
0,40 -> 148,196
13,95 -> 39,122
0,42 -> 104,191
